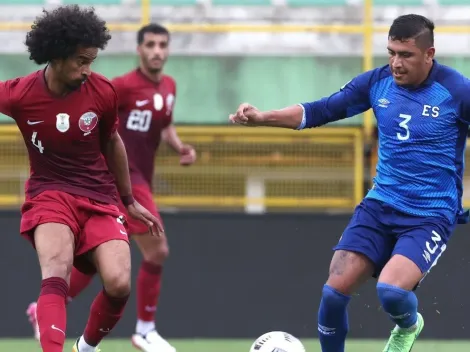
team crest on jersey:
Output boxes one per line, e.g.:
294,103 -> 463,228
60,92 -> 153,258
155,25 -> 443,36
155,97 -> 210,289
79,112 -> 98,136
166,94 -> 175,115
56,113 -> 70,133
153,93 -> 163,111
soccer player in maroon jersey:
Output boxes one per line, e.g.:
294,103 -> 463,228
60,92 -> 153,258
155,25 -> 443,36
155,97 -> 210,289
5,5 -> 162,352
27,23 -> 196,352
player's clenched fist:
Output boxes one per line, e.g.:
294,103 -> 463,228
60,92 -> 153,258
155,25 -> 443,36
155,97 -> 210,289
229,103 -> 264,126
127,201 -> 165,237
179,144 -> 197,166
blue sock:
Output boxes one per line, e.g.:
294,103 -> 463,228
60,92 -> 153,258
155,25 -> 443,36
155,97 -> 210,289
376,282 -> 418,328
318,284 -> 350,352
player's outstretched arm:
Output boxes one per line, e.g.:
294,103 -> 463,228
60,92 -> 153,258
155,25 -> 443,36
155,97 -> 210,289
229,103 -> 303,129
229,71 -> 374,130
103,131 -> 164,236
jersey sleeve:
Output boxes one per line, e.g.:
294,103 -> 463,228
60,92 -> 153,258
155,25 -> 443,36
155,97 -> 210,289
167,80 -> 176,124
100,85 -> 119,140
111,77 -> 126,110
297,70 -> 374,129
0,78 -> 20,118
456,77 -> 470,125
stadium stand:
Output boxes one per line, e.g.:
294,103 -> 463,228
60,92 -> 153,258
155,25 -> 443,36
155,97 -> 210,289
286,0 -> 348,6
2,0 -> 470,5
212,0 -> 271,5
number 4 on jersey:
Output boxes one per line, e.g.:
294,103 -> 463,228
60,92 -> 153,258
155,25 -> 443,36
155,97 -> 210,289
397,113 -> 411,141
31,131 -> 44,154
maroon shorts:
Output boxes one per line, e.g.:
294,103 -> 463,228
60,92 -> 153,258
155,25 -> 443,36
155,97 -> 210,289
117,183 -> 162,235
21,190 -> 129,274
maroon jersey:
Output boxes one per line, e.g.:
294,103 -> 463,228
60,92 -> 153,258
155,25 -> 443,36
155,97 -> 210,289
112,69 -> 176,186
0,69 -> 119,204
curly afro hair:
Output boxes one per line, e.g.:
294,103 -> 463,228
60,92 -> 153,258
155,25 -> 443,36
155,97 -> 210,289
25,5 -> 111,65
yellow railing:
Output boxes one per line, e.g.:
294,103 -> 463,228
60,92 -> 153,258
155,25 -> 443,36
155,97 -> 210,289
0,125 -> 363,211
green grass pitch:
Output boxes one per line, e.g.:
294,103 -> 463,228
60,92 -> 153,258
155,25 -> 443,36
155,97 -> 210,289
1,338 -> 469,351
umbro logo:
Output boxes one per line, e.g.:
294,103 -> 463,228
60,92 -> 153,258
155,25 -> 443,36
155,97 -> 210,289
377,98 -> 390,108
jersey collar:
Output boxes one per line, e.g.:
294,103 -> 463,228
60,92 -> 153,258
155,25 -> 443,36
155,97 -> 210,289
420,59 -> 439,87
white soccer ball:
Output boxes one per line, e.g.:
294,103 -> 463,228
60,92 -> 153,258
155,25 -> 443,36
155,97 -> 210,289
249,331 -> 306,352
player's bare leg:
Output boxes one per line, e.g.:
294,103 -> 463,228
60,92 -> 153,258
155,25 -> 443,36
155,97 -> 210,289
34,223 -> 74,352
318,250 -> 374,352
377,255 -> 425,352
74,240 -> 131,352
131,233 -> 175,352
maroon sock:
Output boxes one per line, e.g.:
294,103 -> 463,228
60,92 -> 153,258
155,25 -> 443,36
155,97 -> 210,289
67,267 -> 94,303
83,290 -> 129,346
137,261 -> 163,322
37,277 -> 68,352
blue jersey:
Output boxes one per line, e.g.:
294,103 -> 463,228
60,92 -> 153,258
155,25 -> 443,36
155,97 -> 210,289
298,60 -> 470,224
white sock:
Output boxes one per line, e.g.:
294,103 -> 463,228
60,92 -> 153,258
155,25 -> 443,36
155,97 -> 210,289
136,320 -> 156,335
77,336 -> 96,352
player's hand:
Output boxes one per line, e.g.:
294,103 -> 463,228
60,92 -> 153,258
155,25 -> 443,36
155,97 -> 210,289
127,201 -> 164,237
229,103 -> 264,126
179,144 -> 196,166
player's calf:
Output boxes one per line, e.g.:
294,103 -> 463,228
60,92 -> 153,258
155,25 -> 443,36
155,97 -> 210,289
377,255 -> 422,329
377,283 -> 418,329
132,233 -> 175,351
318,250 -> 374,352
68,267 -> 95,303
34,223 -> 75,352
318,284 -> 350,352
134,233 -> 169,329
76,240 -> 131,351
377,255 -> 426,351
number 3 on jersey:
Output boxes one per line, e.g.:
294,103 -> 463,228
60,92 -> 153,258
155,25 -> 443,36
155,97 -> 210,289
32,131 -> 44,154
397,113 -> 411,141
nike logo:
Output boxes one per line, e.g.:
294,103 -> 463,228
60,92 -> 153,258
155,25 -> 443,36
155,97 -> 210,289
51,325 -> 65,335
120,229 -> 127,236
27,120 -> 44,125
99,328 -> 110,333
136,100 -> 149,107
145,305 -> 157,312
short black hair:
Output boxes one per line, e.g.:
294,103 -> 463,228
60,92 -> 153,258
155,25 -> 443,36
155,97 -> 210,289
25,5 -> 111,65
137,23 -> 170,45
389,14 -> 434,48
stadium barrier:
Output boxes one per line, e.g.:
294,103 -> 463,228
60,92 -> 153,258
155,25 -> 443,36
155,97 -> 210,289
0,125 -> 363,212
2,210 -> 470,339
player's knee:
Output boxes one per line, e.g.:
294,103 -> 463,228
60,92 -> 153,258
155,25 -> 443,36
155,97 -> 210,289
321,284 -> 350,310
39,253 -> 73,280
376,282 -> 413,313
142,239 -> 169,265
103,272 -> 131,298
41,261 -> 72,281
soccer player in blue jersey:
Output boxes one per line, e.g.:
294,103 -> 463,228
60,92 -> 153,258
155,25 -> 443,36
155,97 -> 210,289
229,14 -> 470,352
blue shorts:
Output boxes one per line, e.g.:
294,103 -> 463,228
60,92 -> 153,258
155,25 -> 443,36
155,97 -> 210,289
334,198 -> 455,278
